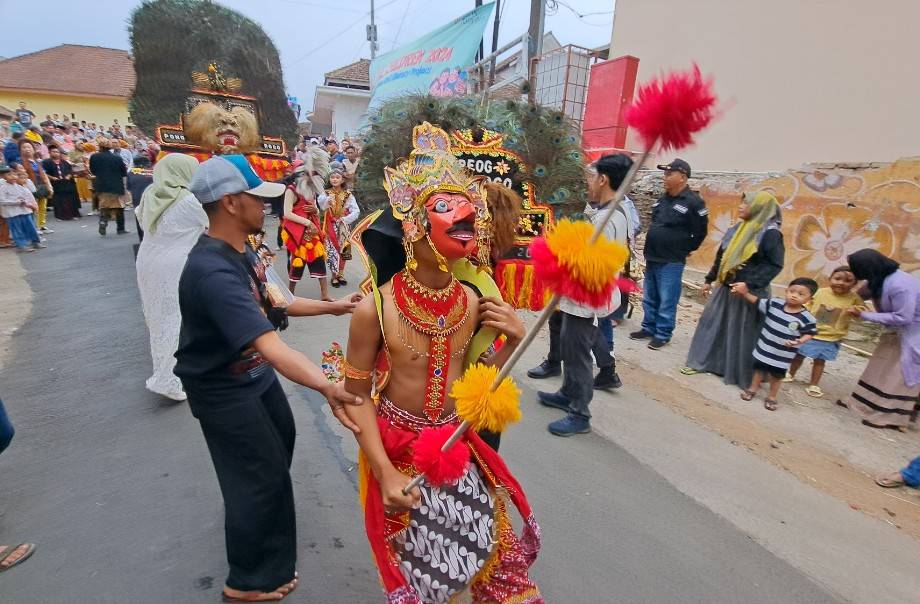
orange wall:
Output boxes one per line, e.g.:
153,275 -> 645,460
0,91 -> 130,127
690,158 -> 920,285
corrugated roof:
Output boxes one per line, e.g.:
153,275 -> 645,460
324,59 -> 370,84
0,45 -> 135,98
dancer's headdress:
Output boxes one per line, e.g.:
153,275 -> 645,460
382,122 -> 490,265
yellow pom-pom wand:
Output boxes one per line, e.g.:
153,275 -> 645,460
403,66 -> 721,494
404,364 -> 522,493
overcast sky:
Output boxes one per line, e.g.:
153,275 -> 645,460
2,0 -> 614,112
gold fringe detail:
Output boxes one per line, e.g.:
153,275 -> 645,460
501,262 -> 516,303
519,264 -> 534,309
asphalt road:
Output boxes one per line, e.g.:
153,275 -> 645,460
0,216 -> 840,603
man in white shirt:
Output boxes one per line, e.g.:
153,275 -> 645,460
535,154 -> 633,437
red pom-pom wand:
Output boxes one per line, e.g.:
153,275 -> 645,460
411,425 -> 470,487
626,63 -> 717,152
405,66 -> 720,497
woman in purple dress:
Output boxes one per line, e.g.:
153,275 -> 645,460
841,249 -> 920,430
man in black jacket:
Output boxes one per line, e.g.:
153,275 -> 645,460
88,139 -> 128,236
630,159 -> 708,349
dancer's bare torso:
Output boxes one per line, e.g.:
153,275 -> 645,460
376,280 -> 479,418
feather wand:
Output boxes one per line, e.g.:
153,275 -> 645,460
405,64 -> 718,494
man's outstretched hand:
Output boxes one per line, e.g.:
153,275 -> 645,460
321,381 -> 363,434
329,292 -> 363,316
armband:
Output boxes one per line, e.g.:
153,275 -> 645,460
343,359 -> 372,380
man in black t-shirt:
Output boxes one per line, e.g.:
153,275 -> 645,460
177,155 -> 362,602
15,102 -> 35,129
630,158 -> 708,350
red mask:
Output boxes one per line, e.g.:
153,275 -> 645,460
424,192 -> 476,261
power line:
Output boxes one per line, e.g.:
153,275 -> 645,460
285,0 -> 401,67
391,0 -> 413,51
275,0 -> 364,12
549,0 -> 614,25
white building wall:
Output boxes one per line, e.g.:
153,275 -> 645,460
330,95 -> 370,142
611,0 -> 920,171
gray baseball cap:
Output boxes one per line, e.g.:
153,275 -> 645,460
189,154 -> 285,204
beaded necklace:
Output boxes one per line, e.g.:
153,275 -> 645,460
391,268 -> 469,421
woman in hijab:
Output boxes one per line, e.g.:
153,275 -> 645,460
682,191 -> 785,386
135,154 -> 207,401
840,249 -> 920,430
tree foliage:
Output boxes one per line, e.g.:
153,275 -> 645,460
356,94 -> 587,216
129,0 -> 297,146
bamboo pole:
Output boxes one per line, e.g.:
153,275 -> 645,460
404,148 -> 653,494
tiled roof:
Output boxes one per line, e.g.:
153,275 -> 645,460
0,45 -> 135,98
324,59 -> 370,84
490,81 -> 523,101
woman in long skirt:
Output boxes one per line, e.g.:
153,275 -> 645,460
682,192 -> 785,387
42,145 -> 81,220
841,249 -> 920,430
135,154 -> 206,401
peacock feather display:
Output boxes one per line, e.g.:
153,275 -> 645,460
128,0 -> 297,147
356,94 -> 587,216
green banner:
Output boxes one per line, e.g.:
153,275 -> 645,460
368,3 -> 494,111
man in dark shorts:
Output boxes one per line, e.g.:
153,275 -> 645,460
176,155 -> 363,602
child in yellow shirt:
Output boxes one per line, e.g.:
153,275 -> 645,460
785,266 -> 863,397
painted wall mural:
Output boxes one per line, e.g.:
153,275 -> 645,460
689,158 -> 920,285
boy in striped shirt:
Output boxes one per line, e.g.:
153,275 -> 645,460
731,278 -> 818,411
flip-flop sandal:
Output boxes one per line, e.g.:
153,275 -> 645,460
781,373 -> 795,383
805,385 -> 824,398
875,474 -> 905,488
0,543 -> 36,572
739,390 -> 756,401
680,367 -> 703,376
222,589 -> 284,602
764,399 -> 778,411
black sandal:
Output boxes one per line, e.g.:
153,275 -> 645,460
740,390 -> 755,401
764,399 -> 778,411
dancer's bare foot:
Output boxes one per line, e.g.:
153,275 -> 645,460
0,543 -> 36,572
222,575 -> 298,602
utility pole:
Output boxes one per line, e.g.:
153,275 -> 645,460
527,0 -> 545,77
475,0 -> 483,62
367,0 -> 379,59
487,0 -> 501,86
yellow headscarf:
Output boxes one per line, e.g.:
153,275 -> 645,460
136,153 -> 200,233
717,191 -> 781,282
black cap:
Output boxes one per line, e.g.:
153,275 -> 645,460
657,158 -> 691,178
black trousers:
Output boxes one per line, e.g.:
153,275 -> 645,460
99,207 -> 125,233
559,312 -> 601,420
546,310 -> 613,369
192,378 -> 297,592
